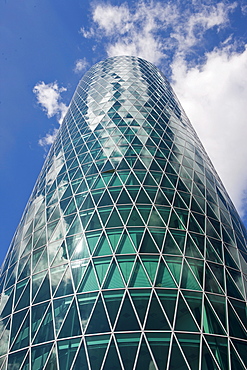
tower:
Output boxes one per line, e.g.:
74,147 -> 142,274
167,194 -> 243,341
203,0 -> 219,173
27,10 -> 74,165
0,55 -> 246,369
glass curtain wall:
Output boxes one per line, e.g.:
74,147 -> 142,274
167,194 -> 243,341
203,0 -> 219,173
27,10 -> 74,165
0,56 -> 246,369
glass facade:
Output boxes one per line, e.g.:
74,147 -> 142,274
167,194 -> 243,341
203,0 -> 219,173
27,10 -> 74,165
0,56 -> 246,369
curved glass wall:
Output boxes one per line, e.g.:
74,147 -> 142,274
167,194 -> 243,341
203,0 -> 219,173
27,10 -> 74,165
0,56 -> 246,369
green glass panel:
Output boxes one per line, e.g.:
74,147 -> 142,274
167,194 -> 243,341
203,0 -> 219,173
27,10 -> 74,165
116,232 -> 136,254
94,257 -> 111,285
168,336 -> 189,369
163,231 -> 182,255
155,259 -> 177,288
105,228 -> 122,251
231,339 -> 247,369
86,211 -> 102,231
203,299 -> 225,335
86,231 -> 101,254
115,294 -> 140,331
127,207 -> 144,227
103,290 -> 124,326
86,335 -> 110,370
207,293 -> 226,328
181,260 -> 201,290
230,344 -> 246,370
77,293 -> 98,331
103,261 -> 125,289
226,271 -> 244,300
135,337 -> 156,370
116,189 -> 132,204
58,300 -> 82,338
72,341 -> 88,370
57,338 -> 81,370
145,294 -> 170,330
139,230 -> 159,253
228,304 -> 247,339
138,205 -> 152,223
93,234 -> 112,256
102,339 -> 122,369
54,267 -> 73,298
146,332 -> 170,369
204,335 -> 229,370
33,305 -> 54,344
175,294 -> 199,332
116,333 -> 140,370
229,298 -> 247,327
8,349 -> 27,370
129,260 -> 151,287
0,288 -> 14,318
141,255 -> 159,283
98,191 -> 113,207
148,207 -> 168,227
149,228 -> 165,250
77,262 -> 99,293
106,209 -> 123,227
129,289 -> 150,324
165,256 -> 182,284
86,296 -> 110,334
31,343 -> 52,370
11,312 -> 30,351
136,189 -> 152,204
31,301 -> 49,338
128,228 -> 144,250
205,266 -> 224,294
182,291 -> 202,327
117,255 -> 135,284
53,296 -> 73,334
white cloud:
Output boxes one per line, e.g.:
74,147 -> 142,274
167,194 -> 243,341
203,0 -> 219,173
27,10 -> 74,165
171,2 -> 237,54
171,46 -> 247,214
74,57 -> 89,73
33,82 -> 68,147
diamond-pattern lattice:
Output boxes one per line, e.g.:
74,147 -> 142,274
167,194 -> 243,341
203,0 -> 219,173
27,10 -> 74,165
0,56 -> 247,369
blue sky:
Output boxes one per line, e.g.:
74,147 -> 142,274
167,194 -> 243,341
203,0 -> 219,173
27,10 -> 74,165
1,0 -> 247,265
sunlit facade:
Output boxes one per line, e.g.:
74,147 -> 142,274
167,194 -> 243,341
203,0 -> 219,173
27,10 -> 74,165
0,56 -> 246,369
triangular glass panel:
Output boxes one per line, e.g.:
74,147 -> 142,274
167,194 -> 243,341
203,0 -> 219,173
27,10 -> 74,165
33,273 -> 50,304
86,296 -> 111,334
33,304 -> 54,344
174,293 -> 199,332
102,338 -> 122,369
135,336 -> 156,369
57,338 -> 81,370
168,336 -> 189,369
94,257 -> 111,286
58,299 -> 82,338
54,266 -> 73,298
8,350 -> 27,370
116,255 -> 136,284
163,230 -> 182,255
180,259 -> 201,290
145,293 -> 170,330
139,230 -> 159,253
86,334 -> 110,370
72,340 -> 89,370
77,262 -> 99,293
115,293 -> 140,331
155,258 -> 177,288
204,335 -> 228,370
102,290 -> 124,327
11,311 -> 30,351
103,261 -> 125,289
106,209 -> 123,228
86,211 -> 102,231
31,343 -> 53,370
116,231 -> 136,254
203,298 -> 226,335
129,259 -> 151,287
116,189 -> 132,204
93,232 -> 112,256
116,333 -> 140,370
141,255 -> 159,283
